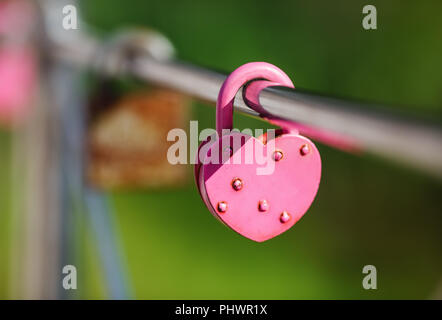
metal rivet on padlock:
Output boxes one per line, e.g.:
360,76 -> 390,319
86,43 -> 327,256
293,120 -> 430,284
258,200 -> 269,212
300,144 -> 310,156
272,150 -> 283,161
280,211 -> 291,223
217,201 -> 227,213
231,178 -> 243,191
195,62 -> 321,242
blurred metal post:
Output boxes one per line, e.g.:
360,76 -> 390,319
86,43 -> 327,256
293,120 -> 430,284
8,0 -> 63,299
37,0 -> 133,299
9,81 -> 63,299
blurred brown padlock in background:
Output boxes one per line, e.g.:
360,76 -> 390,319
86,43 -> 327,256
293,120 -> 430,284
87,85 -> 190,189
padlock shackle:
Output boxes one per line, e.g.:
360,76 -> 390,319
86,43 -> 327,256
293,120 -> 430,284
216,62 -> 294,138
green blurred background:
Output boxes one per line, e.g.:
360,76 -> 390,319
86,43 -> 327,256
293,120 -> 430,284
1,0 -> 442,299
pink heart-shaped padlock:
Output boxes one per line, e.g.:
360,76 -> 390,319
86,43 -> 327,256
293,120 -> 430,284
195,62 -> 321,242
